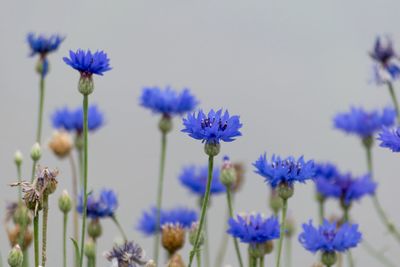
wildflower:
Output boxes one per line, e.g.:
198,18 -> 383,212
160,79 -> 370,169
161,223 -> 186,255
58,190 -> 72,214
27,33 -> 64,57
7,244 -> 23,267
333,106 -> 396,139
105,241 -> 147,267
77,189 -> 118,219
140,86 -> 198,116
179,165 -> 225,196
137,207 -> 198,236
378,126 -> 400,152
48,131 -> 73,158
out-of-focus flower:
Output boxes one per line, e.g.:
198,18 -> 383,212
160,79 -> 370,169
179,165 -> 225,196
77,189 -> 118,219
48,131 -> 73,158
378,126 -> 400,152
105,241 -> 147,267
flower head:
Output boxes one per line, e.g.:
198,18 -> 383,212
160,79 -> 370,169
137,207 -> 198,236
253,153 -> 315,188
227,213 -> 280,244
370,36 -> 400,84
182,109 -> 242,144
63,49 -> 111,76
77,189 -> 118,219
140,86 -> 198,116
316,173 -> 376,205
27,33 -> 64,57
378,126 -> 400,152
299,220 -> 362,253
105,241 -> 147,267
179,165 -> 225,195
333,106 -> 396,138
52,105 -> 104,133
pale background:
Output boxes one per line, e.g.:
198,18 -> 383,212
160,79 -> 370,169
0,0 -> 399,266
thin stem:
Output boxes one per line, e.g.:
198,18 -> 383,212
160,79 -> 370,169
79,95 -> 89,267
347,251 -> 354,267
42,194 -> 49,267
249,256 -> 257,267
343,206 -> 350,222
196,251 -> 201,267
36,76 -> 45,143
87,258 -> 94,267
111,216 -> 128,241
318,199 -> 324,225
154,132 -> 167,264
16,164 -> 22,200
203,215 -> 210,267
387,82 -> 400,122
30,160 -> 37,183
22,249 -> 28,267
285,237 -> 292,267
214,209 -> 229,267
276,198 -> 287,267
63,213 -> 68,267
34,215 -> 39,267
362,240 -> 396,267
226,187 -> 244,267
260,256 -> 265,267
188,155 -> 214,267
69,153 -> 80,266
77,144 -> 84,187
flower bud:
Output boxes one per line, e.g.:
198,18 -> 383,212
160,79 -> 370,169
14,151 -> 23,166
13,204 -> 31,226
88,219 -> 102,240
78,75 -> 94,95
232,162 -> 245,192
263,240 -> 274,255
220,156 -> 236,187
48,131 -> 73,158
277,182 -> 294,200
84,240 -> 96,259
321,251 -> 337,266
159,115 -> 173,134
269,190 -> 283,214
8,245 -> 23,267
58,190 -> 72,213
204,143 -> 220,156
248,243 -> 264,259
189,222 -> 204,247
161,223 -> 185,255
35,58 -> 49,77
30,143 -> 41,161
167,253 -> 185,267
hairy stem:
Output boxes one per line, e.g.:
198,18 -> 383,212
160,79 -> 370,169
111,216 -> 128,241
34,215 -> 39,267
41,194 -> 49,267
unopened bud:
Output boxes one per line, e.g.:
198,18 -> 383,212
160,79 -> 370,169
48,131 -> 73,158
88,219 -> 102,240
8,245 -> 23,267
35,58 -> 49,77
84,240 -> 96,259
78,75 -> 94,95
220,156 -> 236,187
159,115 -> 173,134
269,190 -> 283,214
58,190 -> 72,213
13,204 -> 31,226
14,151 -> 23,166
321,251 -> 337,266
277,182 -> 294,200
204,143 -> 220,156
30,143 -> 41,161
189,222 -> 204,247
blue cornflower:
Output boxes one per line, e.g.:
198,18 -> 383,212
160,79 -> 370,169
314,162 -> 339,180
253,153 -> 316,188
370,36 -> 400,84
179,165 -> 225,195
137,207 -> 198,235
105,241 -> 147,267
52,105 -> 104,133
27,32 -> 64,56
77,189 -> 118,219
378,127 -> 400,152
299,220 -> 362,253
140,86 -> 198,116
63,49 -> 111,76
182,109 -> 242,145
227,213 -> 280,244
316,173 -> 376,205
333,106 -> 396,138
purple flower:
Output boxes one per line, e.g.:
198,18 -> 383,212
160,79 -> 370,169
378,126 -> 400,152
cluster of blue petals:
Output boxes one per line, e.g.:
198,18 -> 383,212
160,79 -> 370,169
182,109 -> 242,144
27,33 -> 64,56
77,189 -> 118,219
63,49 -> 111,76
316,172 -> 376,205
140,86 -> 198,115
137,207 -> 198,235
179,165 -> 225,195
370,36 -> 400,83
253,153 -> 316,188
299,220 -> 362,253
378,127 -> 400,152
227,213 -> 280,244
52,105 -> 104,133
105,241 -> 146,267
333,106 -> 396,138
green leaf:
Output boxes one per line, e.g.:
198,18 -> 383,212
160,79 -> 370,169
70,237 -> 80,267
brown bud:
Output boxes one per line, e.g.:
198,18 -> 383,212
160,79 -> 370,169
7,226 -> 33,250
232,162 -> 245,192
162,224 -> 185,255
167,253 -> 186,267
48,131 -> 73,158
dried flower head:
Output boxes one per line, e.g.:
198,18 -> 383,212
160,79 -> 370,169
161,223 -> 185,255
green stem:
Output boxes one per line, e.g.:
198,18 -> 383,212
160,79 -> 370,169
63,213 -> 68,267
34,215 -> 39,267
16,164 -> 22,200
79,95 -> 89,267
249,256 -> 257,267
276,198 -> 287,267
30,160 -> 37,183
77,144 -> 84,187
318,199 -> 325,225
387,82 -> 400,122
285,237 -> 292,267
362,240 -> 396,267
226,187 -> 244,267
87,258 -> 94,267
42,194 -> 49,267
69,153 -> 80,267
36,76 -> 45,143
364,144 -> 400,243
214,209 -> 229,267
188,155 -> 214,267
196,251 -> 201,267
22,250 -> 28,267
347,251 -> 354,267
111,216 -> 128,241
154,132 -> 167,264
204,215 -> 210,267
260,256 -> 265,267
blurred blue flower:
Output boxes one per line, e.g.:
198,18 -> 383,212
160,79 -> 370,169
333,106 -> 396,138
140,86 -> 198,115
27,33 -> 64,56
77,189 -> 118,219
105,241 -> 147,267
137,207 -> 198,235
63,49 -> 111,76
227,213 -> 280,244
253,153 -> 316,188
52,105 -> 104,133
316,172 -> 376,205
378,127 -> 400,152
179,165 -> 225,196
299,220 -> 362,253
314,162 -> 339,180
182,109 -> 242,144
370,36 -> 400,84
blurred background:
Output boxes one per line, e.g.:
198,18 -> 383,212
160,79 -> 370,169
1,0 -> 399,266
